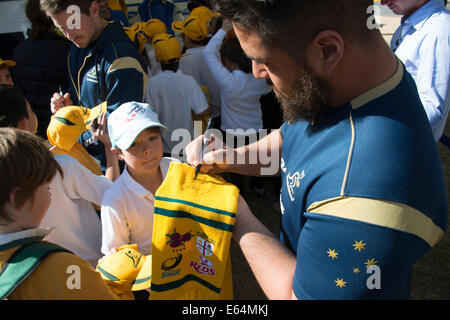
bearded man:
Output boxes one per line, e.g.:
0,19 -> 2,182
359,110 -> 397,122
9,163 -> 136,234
185,0 -> 447,299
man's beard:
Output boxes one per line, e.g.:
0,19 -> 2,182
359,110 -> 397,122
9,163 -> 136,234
271,64 -> 332,125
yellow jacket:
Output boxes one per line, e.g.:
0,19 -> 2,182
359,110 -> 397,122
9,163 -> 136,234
0,229 -> 133,300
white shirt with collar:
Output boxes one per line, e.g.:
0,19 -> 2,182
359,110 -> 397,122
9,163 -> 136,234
100,157 -> 179,256
391,0 -> 450,142
145,70 -> 209,154
0,228 -> 52,249
179,46 -> 222,117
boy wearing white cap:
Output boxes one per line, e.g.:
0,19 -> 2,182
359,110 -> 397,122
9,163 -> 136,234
100,102 -> 180,256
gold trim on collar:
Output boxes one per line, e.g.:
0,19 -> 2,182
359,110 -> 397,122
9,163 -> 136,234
350,58 -> 403,110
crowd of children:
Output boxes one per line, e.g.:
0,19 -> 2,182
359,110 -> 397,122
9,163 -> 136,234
0,0 -> 279,300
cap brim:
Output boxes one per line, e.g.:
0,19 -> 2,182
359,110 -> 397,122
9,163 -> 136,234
85,102 -> 108,129
0,60 -> 16,67
114,119 -> 168,150
132,255 -> 152,291
172,21 -> 184,32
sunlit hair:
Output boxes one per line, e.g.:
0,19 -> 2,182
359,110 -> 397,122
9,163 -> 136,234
40,0 -> 95,15
0,128 -> 62,224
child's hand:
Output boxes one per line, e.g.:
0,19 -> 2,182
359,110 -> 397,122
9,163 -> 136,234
90,112 -> 111,147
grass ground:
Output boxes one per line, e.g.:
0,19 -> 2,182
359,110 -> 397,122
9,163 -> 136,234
230,124 -> 450,300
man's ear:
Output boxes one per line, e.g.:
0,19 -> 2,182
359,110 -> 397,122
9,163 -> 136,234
305,30 -> 344,78
90,0 -> 100,17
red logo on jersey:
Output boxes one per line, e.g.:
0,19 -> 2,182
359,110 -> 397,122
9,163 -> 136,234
189,256 -> 216,276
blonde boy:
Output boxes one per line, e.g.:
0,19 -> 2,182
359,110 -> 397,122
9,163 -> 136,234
0,128 -> 132,299
101,102 -> 179,256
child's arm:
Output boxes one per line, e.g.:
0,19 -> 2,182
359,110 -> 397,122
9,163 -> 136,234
90,112 -> 120,181
56,155 -> 112,207
203,28 -> 236,90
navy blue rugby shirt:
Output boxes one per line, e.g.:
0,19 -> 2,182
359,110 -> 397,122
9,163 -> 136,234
279,61 -> 447,299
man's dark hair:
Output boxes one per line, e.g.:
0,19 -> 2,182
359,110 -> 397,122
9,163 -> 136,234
212,0 -> 378,61
40,0 -> 95,15
220,36 -> 252,74
0,85 -> 29,128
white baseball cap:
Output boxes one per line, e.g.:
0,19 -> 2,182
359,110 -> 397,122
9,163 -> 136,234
108,102 -> 167,150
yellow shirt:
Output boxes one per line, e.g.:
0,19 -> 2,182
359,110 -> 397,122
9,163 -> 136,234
0,229 -> 133,300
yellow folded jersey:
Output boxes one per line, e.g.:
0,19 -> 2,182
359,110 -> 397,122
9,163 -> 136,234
150,162 -> 239,300
50,142 -> 102,176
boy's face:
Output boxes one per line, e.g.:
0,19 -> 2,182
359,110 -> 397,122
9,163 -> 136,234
14,181 -> 52,229
0,66 -> 14,86
116,128 -> 163,176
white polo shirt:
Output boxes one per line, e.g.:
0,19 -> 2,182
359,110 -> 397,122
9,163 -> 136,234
40,154 -> 112,267
145,70 -> 209,155
179,46 -> 222,117
100,157 -> 179,256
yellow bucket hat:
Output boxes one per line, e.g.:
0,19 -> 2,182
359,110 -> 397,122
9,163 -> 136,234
124,26 -> 147,54
144,18 -> 167,39
172,16 -> 208,41
130,21 -> 146,34
47,102 -> 107,152
152,33 -> 181,64
96,244 -> 152,291
189,6 -> 220,25
0,58 -> 16,67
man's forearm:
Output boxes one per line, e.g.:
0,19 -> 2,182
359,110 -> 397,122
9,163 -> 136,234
234,196 -> 296,299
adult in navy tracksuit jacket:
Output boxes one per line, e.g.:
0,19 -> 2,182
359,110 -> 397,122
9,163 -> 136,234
44,0 -> 148,168
68,21 -> 148,167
